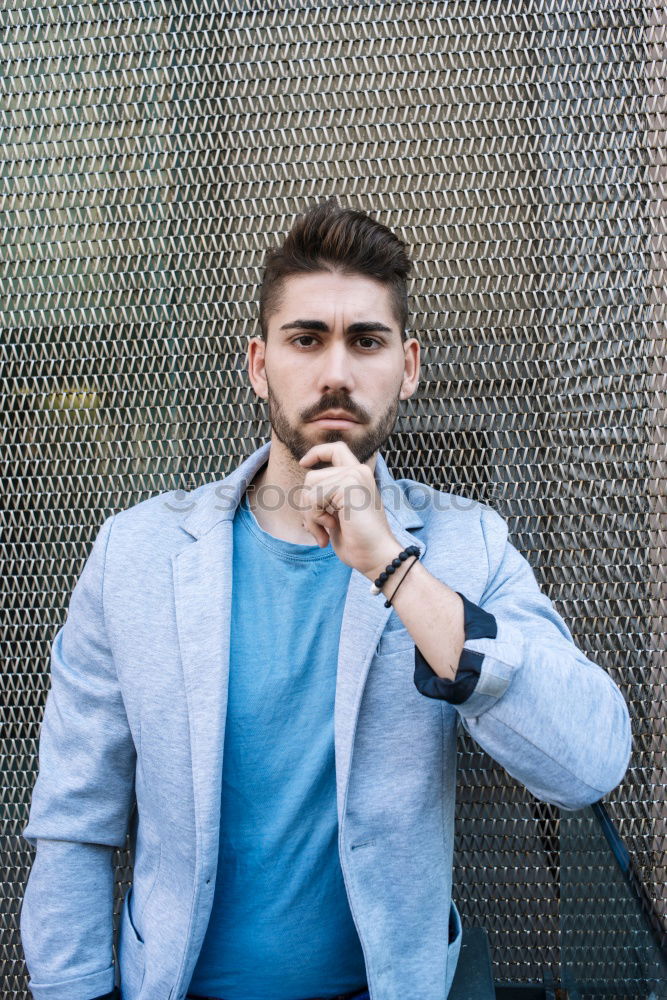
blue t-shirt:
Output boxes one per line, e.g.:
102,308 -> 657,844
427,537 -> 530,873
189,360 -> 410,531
187,490 -> 368,999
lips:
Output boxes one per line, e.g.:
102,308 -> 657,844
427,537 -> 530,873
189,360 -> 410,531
311,413 -> 358,422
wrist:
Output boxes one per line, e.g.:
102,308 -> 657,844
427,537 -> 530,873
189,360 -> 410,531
364,540 -> 413,586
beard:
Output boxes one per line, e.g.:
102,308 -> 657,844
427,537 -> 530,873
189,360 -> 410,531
265,377 -> 401,469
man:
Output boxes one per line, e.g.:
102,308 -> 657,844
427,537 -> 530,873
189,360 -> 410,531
21,198 -> 632,1000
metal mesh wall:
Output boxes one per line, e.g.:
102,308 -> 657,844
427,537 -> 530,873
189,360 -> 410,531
2,1 -> 665,996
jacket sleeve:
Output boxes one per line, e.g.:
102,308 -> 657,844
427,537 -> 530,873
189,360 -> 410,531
20,514 -> 136,1000
413,504 -> 633,811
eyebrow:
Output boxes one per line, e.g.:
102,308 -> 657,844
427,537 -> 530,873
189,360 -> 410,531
279,319 -> 394,334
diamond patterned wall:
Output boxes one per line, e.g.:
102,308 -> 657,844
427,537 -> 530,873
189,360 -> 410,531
2,1 -> 665,996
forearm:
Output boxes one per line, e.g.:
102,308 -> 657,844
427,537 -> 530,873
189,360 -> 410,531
21,839 -> 117,1000
364,542 -> 465,682
365,527 -> 631,810
20,515 -> 134,1000
451,608 -> 633,809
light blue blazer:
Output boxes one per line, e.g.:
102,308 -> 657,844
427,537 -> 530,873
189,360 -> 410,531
21,440 -> 633,1000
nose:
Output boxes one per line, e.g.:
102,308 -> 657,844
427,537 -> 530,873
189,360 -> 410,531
316,338 -> 356,394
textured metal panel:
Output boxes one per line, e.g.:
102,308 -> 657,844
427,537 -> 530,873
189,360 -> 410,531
2,1 -> 664,995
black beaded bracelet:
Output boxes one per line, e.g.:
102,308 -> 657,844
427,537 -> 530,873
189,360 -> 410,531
383,553 -> 420,607
369,544 -> 421,597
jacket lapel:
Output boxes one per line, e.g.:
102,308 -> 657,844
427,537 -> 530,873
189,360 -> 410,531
171,518 -> 234,872
171,441 -> 426,862
333,472 -> 426,825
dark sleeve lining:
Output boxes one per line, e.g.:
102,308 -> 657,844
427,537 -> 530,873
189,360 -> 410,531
413,591 -> 497,704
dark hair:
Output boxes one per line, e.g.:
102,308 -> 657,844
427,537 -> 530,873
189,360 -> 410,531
258,197 -> 412,340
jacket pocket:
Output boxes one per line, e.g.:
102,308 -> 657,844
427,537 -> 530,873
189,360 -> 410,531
136,836 -> 162,928
375,628 -> 415,657
445,898 -> 463,996
118,884 -> 146,1000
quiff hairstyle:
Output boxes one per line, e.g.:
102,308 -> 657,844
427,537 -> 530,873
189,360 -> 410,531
258,197 -> 412,341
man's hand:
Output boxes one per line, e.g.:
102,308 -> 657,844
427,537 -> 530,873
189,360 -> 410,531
298,441 -> 403,579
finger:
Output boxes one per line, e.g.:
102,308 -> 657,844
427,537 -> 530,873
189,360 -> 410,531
317,511 -> 338,545
303,485 -> 340,513
302,467 -> 356,489
299,441 -> 358,468
306,515 -> 331,547
321,511 -> 341,546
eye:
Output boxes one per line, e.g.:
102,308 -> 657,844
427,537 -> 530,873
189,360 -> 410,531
291,335 -> 381,349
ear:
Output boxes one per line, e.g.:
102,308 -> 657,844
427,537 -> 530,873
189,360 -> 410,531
247,336 -> 268,400
399,337 -> 420,400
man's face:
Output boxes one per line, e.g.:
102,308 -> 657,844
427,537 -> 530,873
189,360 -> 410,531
247,270 -> 420,467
